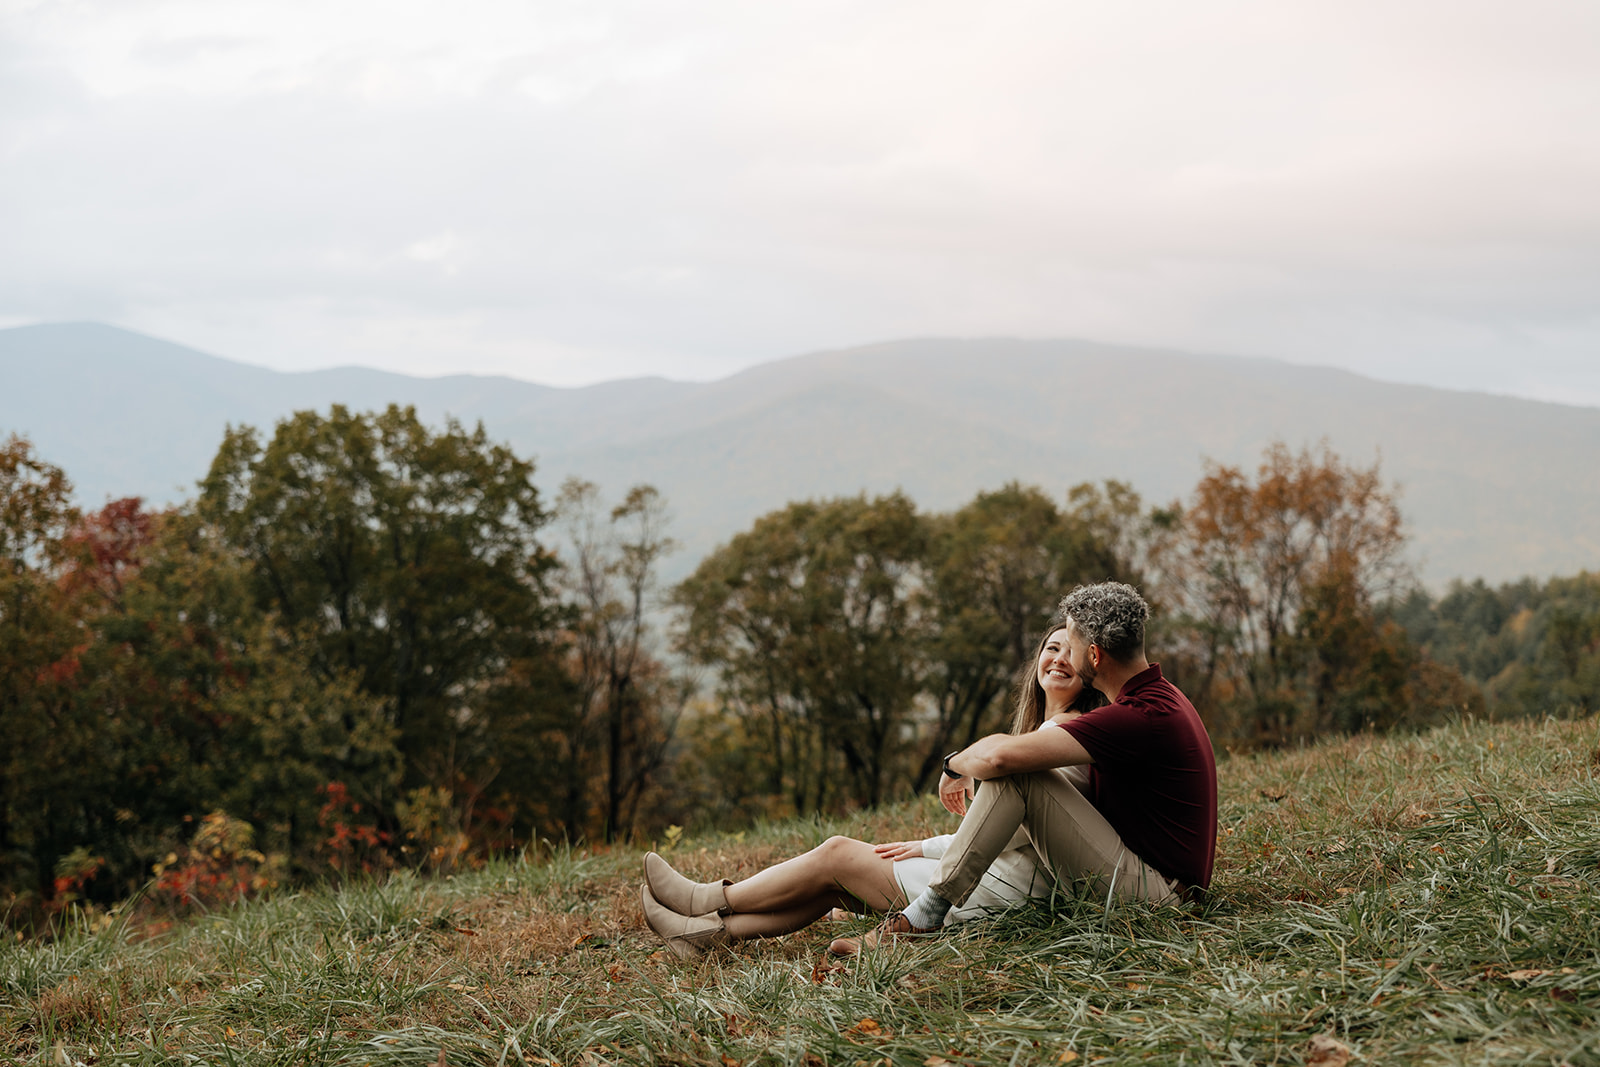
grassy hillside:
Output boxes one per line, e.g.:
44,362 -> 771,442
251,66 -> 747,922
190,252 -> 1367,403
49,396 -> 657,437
4,716 -> 1598,1065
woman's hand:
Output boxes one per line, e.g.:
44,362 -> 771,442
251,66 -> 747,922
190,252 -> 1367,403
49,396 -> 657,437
872,840 -> 925,861
939,772 -> 974,816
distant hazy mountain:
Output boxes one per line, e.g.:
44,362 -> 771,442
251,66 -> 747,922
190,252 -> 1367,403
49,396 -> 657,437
3,322 -> 1597,588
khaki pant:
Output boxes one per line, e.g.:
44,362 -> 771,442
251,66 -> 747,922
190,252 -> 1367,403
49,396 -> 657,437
931,767 -> 1181,907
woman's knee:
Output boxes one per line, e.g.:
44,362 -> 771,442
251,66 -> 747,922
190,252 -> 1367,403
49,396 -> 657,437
815,835 -> 866,861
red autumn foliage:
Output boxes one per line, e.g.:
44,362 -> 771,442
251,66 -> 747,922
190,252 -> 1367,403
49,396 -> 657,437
150,812 -> 275,909
316,781 -> 393,874
60,497 -> 154,601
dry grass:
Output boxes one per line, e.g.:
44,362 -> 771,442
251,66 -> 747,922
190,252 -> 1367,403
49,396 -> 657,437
4,714 -> 1599,1065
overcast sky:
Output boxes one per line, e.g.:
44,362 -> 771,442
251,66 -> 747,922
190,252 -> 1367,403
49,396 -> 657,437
4,0 -> 1598,404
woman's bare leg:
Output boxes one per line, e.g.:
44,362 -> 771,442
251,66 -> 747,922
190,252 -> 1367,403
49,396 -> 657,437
724,896 -> 846,940
723,836 -> 906,916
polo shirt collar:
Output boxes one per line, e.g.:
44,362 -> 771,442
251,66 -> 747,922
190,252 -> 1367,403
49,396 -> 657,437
1114,663 -> 1164,703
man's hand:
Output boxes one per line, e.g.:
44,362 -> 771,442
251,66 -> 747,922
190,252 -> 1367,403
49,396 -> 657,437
938,771 -> 974,816
953,726 -> 1094,779
872,840 -> 925,861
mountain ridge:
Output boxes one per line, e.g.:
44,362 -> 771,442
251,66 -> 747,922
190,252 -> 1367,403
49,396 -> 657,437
4,322 -> 1597,588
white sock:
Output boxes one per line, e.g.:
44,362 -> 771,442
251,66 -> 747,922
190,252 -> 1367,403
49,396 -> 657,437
902,888 -> 952,930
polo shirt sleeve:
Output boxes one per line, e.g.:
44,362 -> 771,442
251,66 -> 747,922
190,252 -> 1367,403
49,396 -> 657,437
1059,701 -> 1148,769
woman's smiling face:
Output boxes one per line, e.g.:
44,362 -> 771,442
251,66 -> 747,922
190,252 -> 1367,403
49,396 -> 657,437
1035,627 -> 1083,708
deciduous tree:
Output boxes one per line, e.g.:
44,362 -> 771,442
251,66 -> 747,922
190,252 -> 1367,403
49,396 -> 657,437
551,479 -> 685,841
916,482 -> 1137,788
0,436 -> 83,900
675,493 -> 926,813
1172,441 -> 1426,741
198,405 -> 564,837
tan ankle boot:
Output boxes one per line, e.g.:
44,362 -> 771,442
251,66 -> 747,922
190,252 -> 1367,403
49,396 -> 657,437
644,852 -> 732,916
640,885 -> 729,959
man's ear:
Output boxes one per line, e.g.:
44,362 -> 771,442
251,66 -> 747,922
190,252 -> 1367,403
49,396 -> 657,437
1089,644 -> 1102,669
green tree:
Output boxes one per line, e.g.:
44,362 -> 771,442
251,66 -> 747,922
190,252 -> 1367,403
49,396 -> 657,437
1392,572 -> 1600,720
550,479 -> 685,842
4,491 -> 402,907
0,435 -> 84,901
915,482 -> 1133,788
72,506 -> 400,886
198,405 -> 564,840
675,493 -> 927,814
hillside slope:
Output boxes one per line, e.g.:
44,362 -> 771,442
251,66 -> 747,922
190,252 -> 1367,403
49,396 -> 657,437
4,323 -> 1597,586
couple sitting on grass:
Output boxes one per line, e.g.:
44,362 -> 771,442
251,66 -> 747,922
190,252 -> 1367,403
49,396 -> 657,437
640,580 -> 1219,958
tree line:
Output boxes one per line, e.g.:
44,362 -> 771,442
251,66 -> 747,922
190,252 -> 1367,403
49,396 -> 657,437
1390,573 -> 1600,719
1,407 -> 682,918
4,406 -> 1585,921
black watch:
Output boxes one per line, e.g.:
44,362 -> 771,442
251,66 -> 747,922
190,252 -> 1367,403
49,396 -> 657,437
942,751 -> 963,779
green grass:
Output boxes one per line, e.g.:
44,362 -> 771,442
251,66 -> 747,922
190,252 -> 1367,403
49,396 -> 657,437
4,715 -> 1599,1065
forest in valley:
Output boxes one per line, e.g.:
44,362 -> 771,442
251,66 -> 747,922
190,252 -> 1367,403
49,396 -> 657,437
2,405 -> 1596,924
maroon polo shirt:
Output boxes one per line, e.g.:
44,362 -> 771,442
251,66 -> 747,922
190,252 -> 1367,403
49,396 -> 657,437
1057,664 -> 1217,892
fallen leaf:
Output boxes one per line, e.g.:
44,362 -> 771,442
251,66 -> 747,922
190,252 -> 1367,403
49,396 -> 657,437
811,957 -> 844,984
1259,788 -> 1288,802
225,1026 -> 237,1038
846,1018 -> 883,1037
1058,1053 -> 1080,1064
923,1058 -> 955,1067
721,1055 -> 742,1067
1507,969 -> 1548,981
436,1050 -> 448,1067
1324,838 -> 1350,855
1306,1033 -> 1351,1067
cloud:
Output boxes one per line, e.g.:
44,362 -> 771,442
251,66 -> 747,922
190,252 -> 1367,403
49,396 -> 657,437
1,0 -> 1597,400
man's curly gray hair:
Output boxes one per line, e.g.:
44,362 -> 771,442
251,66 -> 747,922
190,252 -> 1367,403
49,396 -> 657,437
1060,581 -> 1148,661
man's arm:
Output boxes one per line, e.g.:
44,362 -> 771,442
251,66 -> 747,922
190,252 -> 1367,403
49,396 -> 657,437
948,725 -> 1093,780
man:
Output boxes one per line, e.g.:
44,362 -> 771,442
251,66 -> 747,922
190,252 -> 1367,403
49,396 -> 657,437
869,581 -> 1217,942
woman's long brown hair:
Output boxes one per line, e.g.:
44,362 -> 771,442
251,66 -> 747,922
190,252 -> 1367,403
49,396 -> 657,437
1008,613 -> 1108,734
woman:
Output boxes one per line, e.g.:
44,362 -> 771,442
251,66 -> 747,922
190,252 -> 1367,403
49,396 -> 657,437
640,613 -> 1102,958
